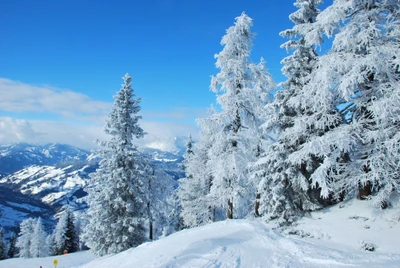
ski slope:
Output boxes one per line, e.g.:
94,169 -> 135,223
1,199 -> 399,268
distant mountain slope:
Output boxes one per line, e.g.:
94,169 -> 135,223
0,162 -> 96,209
0,143 -> 90,176
143,148 -> 184,180
0,143 -> 184,234
0,186 -> 55,234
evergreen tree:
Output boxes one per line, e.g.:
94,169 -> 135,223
178,109 -> 220,227
54,209 -> 78,255
30,218 -> 49,258
208,12 -> 274,219
73,211 -> 84,251
163,191 -> 184,235
46,233 -> 56,256
143,159 -> 175,240
16,218 -> 35,258
7,232 -> 16,258
305,0 -> 400,206
54,212 -> 67,255
171,134 -> 194,231
0,228 -> 6,260
82,73 -> 148,256
253,0 -> 328,224
64,210 -> 79,253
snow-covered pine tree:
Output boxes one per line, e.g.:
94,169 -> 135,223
53,212 -> 67,255
16,218 -> 35,258
208,12 -> 275,220
54,209 -> 78,255
64,210 -> 78,253
46,233 -> 56,256
178,109 -> 220,227
163,191 -> 184,235
309,0 -> 400,206
143,158 -> 176,240
177,134 -> 196,229
30,217 -> 49,258
252,0 -> 343,224
73,211 -> 84,251
0,228 -> 6,260
165,134 -> 194,234
7,232 -> 16,258
82,73 -> 148,256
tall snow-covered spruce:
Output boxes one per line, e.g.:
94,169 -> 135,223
186,12 -> 274,221
178,110 -> 220,227
53,209 -> 79,255
308,0 -> 400,206
16,218 -> 35,258
252,0 -> 341,224
82,74 -> 149,256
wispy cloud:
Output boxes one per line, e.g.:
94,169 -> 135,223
0,78 -> 111,122
0,78 -> 202,151
0,117 -> 107,149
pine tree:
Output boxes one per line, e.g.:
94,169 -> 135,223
46,233 -> 56,256
163,191 -> 185,235
16,218 -> 35,258
178,109 -> 220,227
306,0 -> 400,206
177,133 -> 204,228
54,212 -> 67,255
7,232 -> 16,258
0,228 -> 6,260
208,12 -> 275,220
64,210 -> 79,253
54,209 -> 78,255
30,218 -> 49,258
73,211 -> 83,251
143,158 -> 176,240
172,134 -> 194,231
82,73 -> 148,256
252,0 -> 340,224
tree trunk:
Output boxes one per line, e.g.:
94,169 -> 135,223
255,193 -> 261,217
227,198 -> 233,219
147,201 -> 153,240
208,205 -> 216,222
149,220 -> 153,241
357,180 -> 371,200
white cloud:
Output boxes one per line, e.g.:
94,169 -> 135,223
0,117 -> 40,143
0,117 -> 105,150
141,121 -> 199,151
0,117 -> 198,151
0,78 -> 203,151
0,78 -> 111,122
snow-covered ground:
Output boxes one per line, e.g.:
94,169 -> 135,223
0,251 -> 97,268
1,199 -> 399,268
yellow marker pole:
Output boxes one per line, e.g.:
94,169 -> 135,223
53,259 -> 59,267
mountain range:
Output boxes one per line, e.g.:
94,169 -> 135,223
0,142 -> 185,235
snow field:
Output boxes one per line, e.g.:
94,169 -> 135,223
2,199 -> 400,268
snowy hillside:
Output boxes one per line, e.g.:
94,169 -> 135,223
0,162 -> 95,233
0,186 -> 54,234
2,199 -> 399,268
0,143 -> 90,176
0,163 -> 95,208
0,143 -> 184,235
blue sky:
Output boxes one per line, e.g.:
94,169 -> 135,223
0,0 -> 329,150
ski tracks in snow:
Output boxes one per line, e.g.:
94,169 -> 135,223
78,219 -> 400,268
